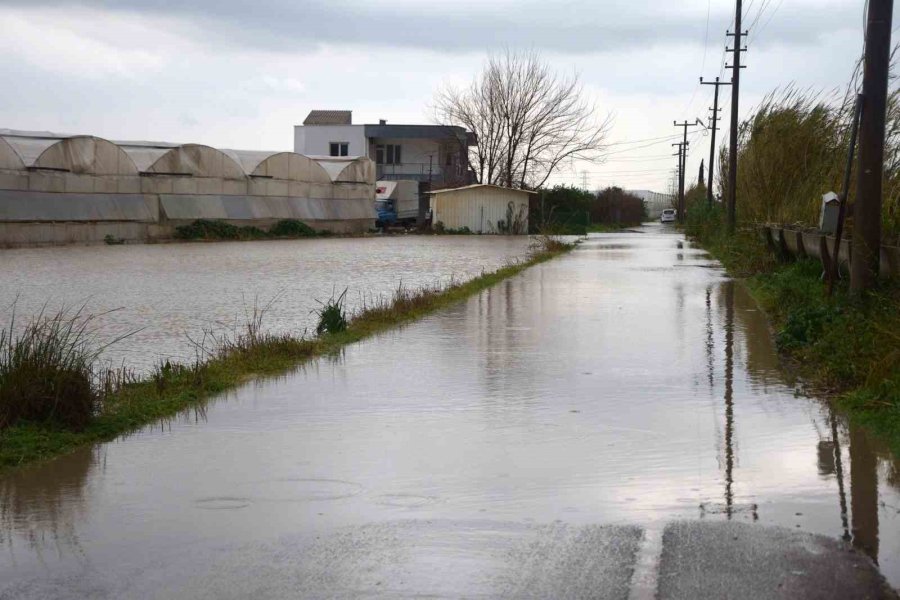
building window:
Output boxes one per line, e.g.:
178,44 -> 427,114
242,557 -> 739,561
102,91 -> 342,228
375,144 -> 401,165
329,142 -> 349,157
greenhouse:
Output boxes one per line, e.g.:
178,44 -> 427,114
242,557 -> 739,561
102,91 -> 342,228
0,130 -> 375,246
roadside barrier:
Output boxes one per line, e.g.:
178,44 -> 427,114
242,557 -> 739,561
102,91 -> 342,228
761,225 -> 900,279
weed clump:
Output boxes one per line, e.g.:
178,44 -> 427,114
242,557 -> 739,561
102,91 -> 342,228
270,219 -> 317,238
531,233 -> 575,254
314,290 -> 349,335
0,309 -> 99,431
175,219 -> 266,241
433,222 -> 473,235
175,219 -> 320,241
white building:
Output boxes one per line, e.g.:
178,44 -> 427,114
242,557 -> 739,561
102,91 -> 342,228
294,110 -> 475,187
626,189 -> 675,219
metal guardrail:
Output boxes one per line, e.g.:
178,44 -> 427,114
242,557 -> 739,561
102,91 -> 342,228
762,225 -> 900,279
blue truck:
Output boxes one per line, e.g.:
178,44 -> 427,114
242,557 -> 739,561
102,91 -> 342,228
375,180 -> 420,228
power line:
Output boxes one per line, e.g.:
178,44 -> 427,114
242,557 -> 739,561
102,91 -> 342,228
700,0 -> 712,75
602,154 -> 678,163
747,0 -> 774,33
603,136 -> 688,156
752,0 -> 785,42
604,133 -> 685,147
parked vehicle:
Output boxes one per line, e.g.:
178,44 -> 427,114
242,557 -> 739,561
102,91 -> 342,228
660,208 -> 677,223
375,180 -> 420,227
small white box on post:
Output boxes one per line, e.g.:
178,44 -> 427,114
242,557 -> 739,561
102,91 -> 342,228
819,192 -> 840,234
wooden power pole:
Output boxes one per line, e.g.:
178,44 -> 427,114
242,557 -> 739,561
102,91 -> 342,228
726,0 -> 748,234
851,0 -> 894,293
674,119 -> 702,222
673,142 -> 686,218
701,77 -> 731,208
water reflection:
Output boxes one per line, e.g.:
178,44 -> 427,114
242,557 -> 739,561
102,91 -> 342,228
724,281 -> 736,519
851,421 -> 880,561
705,287 -> 714,391
0,446 -> 96,555
828,411 -> 852,541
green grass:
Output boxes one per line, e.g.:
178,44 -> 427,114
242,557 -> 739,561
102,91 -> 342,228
687,200 -> 900,455
0,239 -> 574,473
586,222 -> 636,233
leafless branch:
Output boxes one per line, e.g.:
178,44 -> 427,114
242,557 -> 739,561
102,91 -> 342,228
433,49 -> 612,189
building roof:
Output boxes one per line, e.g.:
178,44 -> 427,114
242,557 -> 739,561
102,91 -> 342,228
427,184 -> 538,196
364,123 -> 473,144
303,110 -> 352,125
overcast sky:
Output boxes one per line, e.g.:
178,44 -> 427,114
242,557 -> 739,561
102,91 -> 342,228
0,0 -> 889,192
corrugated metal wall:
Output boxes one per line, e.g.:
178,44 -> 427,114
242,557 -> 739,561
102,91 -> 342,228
432,187 -> 529,234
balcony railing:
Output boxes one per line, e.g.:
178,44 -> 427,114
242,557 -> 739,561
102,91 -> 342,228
376,162 -> 467,183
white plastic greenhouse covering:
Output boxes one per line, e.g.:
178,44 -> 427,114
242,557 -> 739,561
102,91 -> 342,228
0,129 -> 376,245
0,130 -> 373,182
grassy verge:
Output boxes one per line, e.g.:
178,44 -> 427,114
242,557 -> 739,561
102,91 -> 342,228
586,222 -> 639,233
686,201 -> 900,454
0,239 -> 574,473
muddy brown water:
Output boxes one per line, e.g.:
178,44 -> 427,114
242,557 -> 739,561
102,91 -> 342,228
0,236 -> 533,372
2,224 -> 900,597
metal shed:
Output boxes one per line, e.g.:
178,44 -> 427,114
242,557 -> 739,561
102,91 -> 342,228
428,184 -> 533,234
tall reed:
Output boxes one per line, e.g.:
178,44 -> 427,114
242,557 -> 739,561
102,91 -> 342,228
717,83 -> 900,244
0,308 -> 100,430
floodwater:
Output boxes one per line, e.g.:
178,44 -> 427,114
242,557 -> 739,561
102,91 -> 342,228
2,224 -> 900,598
0,236 -> 532,372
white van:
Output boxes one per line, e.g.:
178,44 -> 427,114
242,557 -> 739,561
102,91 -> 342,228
660,209 -> 677,223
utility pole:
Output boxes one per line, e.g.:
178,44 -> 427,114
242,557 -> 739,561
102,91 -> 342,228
851,0 -> 894,294
672,142 -> 687,220
726,0 -> 748,234
674,119 -> 702,222
418,155 -> 433,229
701,76 -> 732,208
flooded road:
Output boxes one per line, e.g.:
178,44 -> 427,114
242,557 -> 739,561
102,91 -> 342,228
2,225 -> 899,598
0,236 -> 532,372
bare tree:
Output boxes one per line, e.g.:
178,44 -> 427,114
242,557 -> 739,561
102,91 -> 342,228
434,50 -> 612,189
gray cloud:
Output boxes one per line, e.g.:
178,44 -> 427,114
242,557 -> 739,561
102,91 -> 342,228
0,0 -> 866,54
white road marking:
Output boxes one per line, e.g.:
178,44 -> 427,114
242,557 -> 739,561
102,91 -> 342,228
628,525 -> 664,600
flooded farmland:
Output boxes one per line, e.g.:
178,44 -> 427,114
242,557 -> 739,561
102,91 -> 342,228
0,236 -> 533,372
2,226 -> 900,598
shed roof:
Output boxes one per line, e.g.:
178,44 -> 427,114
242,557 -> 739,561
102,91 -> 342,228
303,110 -> 352,125
427,184 -> 538,195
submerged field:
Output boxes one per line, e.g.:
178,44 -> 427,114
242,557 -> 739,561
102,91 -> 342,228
0,235 -> 534,372
0,237 -> 572,471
